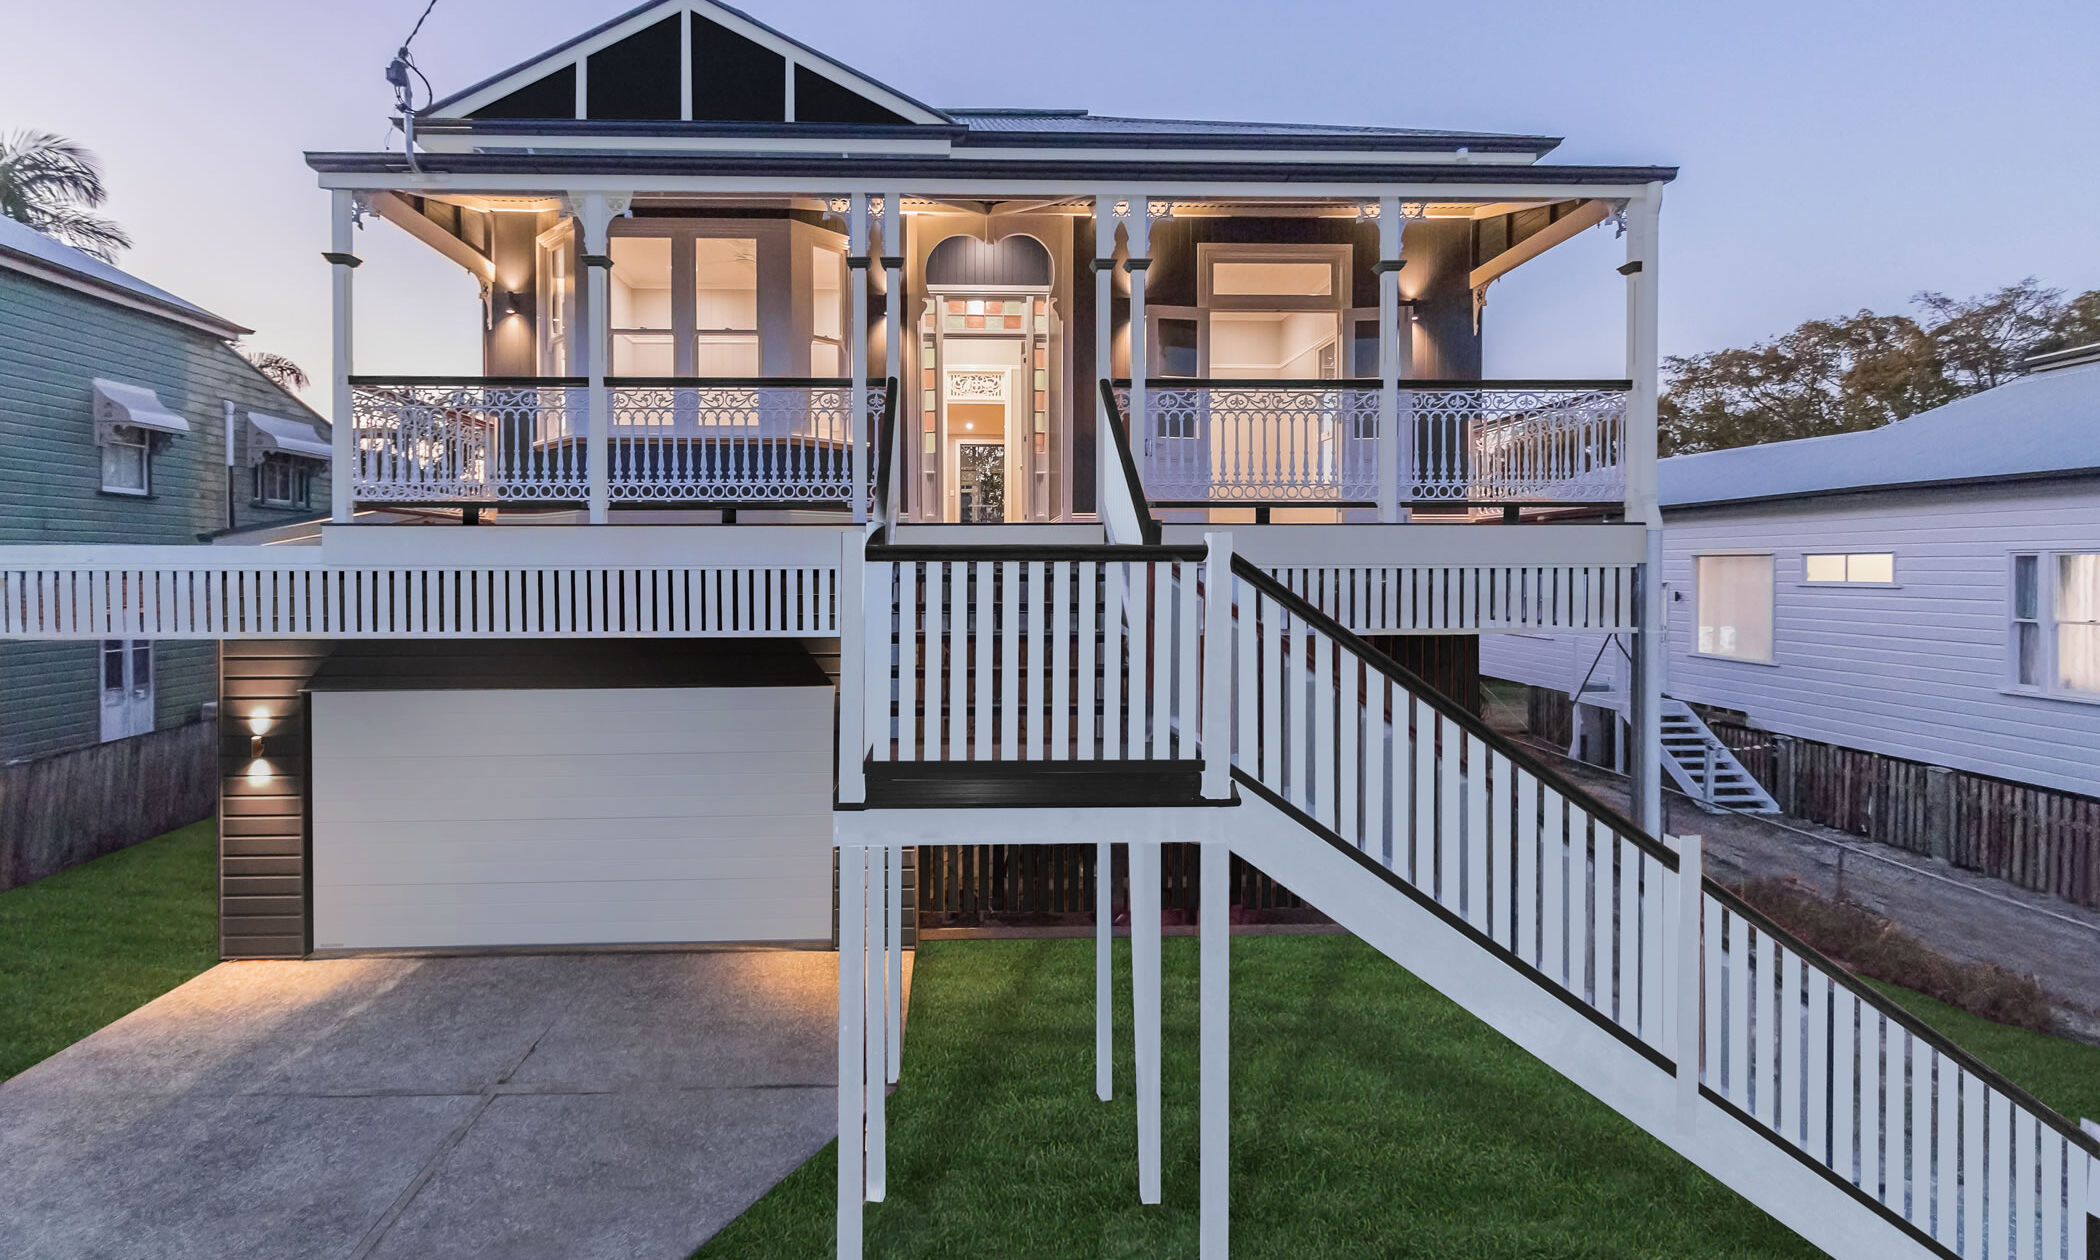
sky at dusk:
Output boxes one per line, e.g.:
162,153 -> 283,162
4,0 -> 2096,416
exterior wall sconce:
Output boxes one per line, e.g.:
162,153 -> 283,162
247,707 -> 274,782
492,289 -> 520,320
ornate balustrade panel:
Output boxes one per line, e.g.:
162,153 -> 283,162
1113,381 -> 1627,508
1412,383 -> 1627,504
0,559 -> 837,637
608,380 -> 882,503
350,379 -> 585,502
1267,562 -> 1638,633
1121,384 -> 1379,505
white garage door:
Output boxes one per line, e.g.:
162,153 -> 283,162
311,686 -> 834,950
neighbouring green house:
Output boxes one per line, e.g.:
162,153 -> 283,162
0,214 -> 330,762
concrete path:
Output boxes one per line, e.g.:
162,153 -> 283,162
0,949 -> 895,1260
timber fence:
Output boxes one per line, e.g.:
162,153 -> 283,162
0,720 -> 216,890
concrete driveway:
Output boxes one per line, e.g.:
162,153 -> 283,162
0,949 -> 893,1260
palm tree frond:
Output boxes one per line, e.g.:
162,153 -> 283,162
0,130 -> 127,260
240,348 -> 310,393
18,204 -> 132,263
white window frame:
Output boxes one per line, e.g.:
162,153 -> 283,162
2010,550 -> 2100,702
100,423 -> 151,495
1801,552 -> 1896,586
1692,551 -> 1776,665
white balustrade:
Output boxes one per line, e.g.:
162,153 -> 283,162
349,378 -> 887,506
1267,561 -> 1639,633
1114,381 -> 1627,507
866,548 -> 1207,763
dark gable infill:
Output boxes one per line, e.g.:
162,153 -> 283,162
422,0 -> 953,123
305,150 -> 1678,186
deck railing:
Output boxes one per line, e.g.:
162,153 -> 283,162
348,376 -> 886,506
1111,379 -> 1628,508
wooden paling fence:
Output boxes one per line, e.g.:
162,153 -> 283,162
0,720 -> 216,890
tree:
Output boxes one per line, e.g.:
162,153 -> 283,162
240,348 -> 310,393
1661,279 -> 2100,455
0,131 -> 131,262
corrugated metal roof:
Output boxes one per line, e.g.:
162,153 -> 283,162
0,215 -> 246,336
1661,360 -> 2100,507
947,109 -> 1549,146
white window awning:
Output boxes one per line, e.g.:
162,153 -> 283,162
247,411 -> 330,464
92,378 -> 191,443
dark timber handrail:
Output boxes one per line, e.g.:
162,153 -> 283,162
871,377 -> 899,520
866,542 -> 1207,563
603,376 -> 858,389
1229,554 -> 1678,871
348,375 -> 587,388
1097,380 -> 1162,545
1111,376 -> 1634,392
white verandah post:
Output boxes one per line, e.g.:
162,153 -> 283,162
1623,185 -> 1665,837
327,190 -> 357,524
575,191 -> 629,525
1672,832 -> 1704,1130
1132,836 -> 1162,1204
836,836 -> 867,1260
881,190 -> 905,525
848,193 -> 871,524
1091,196 -> 1118,1104
1374,196 -> 1401,523
1202,532 -> 1234,800
1125,198 -> 1151,488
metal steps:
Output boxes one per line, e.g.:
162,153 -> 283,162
1658,698 -> 1779,813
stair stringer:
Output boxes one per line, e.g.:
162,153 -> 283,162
1226,787 -> 1942,1260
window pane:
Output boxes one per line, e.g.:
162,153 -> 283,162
1157,319 -> 1198,377
1351,321 -> 1379,377
1696,555 -> 1773,662
132,642 -> 152,691
810,340 -> 841,377
608,235 -> 674,332
695,333 -> 760,376
2061,624 -> 2100,693
2015,554 -> 2039,619
613,331 -> 675,376
2059,554 -> 2100,623
103,641 -> 124,691
102,435 -> 146,492
809,243 -> 842,341
1847,553 -> 1894,583
2018,622 -> 2042,686
1804,555 -> 1847,583
695,238 -> 759,332
1212,261 -> 1332,297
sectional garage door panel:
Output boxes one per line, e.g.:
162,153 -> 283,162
311,686 -> 833,950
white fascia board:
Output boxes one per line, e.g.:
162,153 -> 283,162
316,520 -> 852,568
412,132 -> 957,157
0,253 -> 247,340
957,146 -> 1540,167
1176,522 -> 1650,567
315,170 -> 1663,203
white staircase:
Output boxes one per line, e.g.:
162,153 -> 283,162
1660,699 -> 1780,814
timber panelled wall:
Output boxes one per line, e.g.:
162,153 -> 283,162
219,640 -> 328,958
0,265 -> 330,764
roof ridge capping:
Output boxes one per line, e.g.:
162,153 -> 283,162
2024,342 -> 2100,373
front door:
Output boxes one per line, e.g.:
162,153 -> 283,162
957,441 -> 1005,523
99,639 -> 152,742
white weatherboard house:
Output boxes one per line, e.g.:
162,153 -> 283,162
1483,345 -> 2100,805
2,3 -> 2092,1257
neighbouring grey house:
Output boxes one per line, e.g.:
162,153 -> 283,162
0,215 -> 330,761
1483,346 -> 2100,893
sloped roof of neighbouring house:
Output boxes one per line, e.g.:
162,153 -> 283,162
0,214 -> 249,339
1660,354 -> 2100,508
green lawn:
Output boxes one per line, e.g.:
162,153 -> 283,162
0,820 -> 219,1082
698,935 -> 2100,1260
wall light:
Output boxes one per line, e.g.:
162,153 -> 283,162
491,289 -> 521,320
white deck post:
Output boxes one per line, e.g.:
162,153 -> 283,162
1126,199 -> 1152,482
1375,196 -> 1401,523
1132,837 -> 1162,1204
1096,838 -> 1114,1101
836,837 -> 866,1259
1201,532 -> 1234,800
1091,193 -> 1118,527
848,194 -> 871,524
326,191 -> 357,523
881,191 -> 905,523
1673,832 -> 1703,1129
1624,185 -> 1665,836
576,192 -> 629,525
886,838 -> 903,1086
864,838 -> 887,1202
1199,833 -> 1230,1258
838,531 -> 866,805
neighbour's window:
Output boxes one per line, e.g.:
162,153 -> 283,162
101,424 -> 150,494
253,454 -> 312,509
1804,553 -> 1895,584
2058,553 -> 2099,695
1696,554 -> 1774,662
2009,552 -> 2100,697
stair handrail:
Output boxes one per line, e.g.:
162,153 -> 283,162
1228,554 -> 1676,870
1098,380 -> 1162,546
870,376 -> 899,529
1229,553 -> 2100,1160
